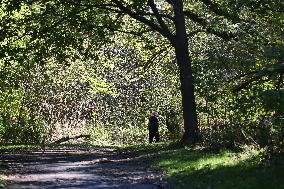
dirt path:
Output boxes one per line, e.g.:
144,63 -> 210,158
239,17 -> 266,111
0,147 -> 168,189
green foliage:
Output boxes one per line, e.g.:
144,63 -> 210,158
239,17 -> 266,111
186,0 -> 284,152
165,109 -> 183,140
0,0 -> 283,155
261,90 -> 284,114
0,177 -> 3,189
122,144 -> 284,189
0,120 -> 44,144
0,87 -> 44,144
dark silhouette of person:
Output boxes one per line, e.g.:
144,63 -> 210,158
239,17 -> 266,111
148,112 -> 159,143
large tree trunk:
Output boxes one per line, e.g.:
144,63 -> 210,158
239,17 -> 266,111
173,0 -> 199,143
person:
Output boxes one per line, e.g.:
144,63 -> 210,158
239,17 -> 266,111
148,112 -> 159,143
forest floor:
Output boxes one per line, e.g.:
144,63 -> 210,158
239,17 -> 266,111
0,146 -> 169,189
0,144 -> 283,189
122,144 -> 284,189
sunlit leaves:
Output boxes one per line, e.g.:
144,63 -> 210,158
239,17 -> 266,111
0,0 -> 282,147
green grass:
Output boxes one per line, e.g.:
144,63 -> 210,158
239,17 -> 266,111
0,177 -> 4,189
0,144 -> 41,150
121,143 -> 284,189
0,143 -> 119,150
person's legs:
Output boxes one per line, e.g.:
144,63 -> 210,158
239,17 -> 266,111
149,131 -> 154,143
155,132 -> 160,142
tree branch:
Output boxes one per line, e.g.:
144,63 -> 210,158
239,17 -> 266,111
112,0 -> 174,43
184,10 -> 234,41
142,43 -> 173,71
147,0 -> 173,39
232,63 -> 284,92
52,134 -> 91,144
200,0 -> 241,23
61,0 -> 116,9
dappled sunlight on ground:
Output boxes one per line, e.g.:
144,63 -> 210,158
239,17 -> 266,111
0,147 -> 168,189
121,144 -> 284,189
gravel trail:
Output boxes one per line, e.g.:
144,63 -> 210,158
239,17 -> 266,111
0,147 -> 168,189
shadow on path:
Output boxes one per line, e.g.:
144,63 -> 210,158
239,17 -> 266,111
0,147 -> 168,189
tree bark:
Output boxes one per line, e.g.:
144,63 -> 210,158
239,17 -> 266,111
173,0 -> 199,143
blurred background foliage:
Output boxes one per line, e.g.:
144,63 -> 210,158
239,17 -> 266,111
0,0 -> 283,157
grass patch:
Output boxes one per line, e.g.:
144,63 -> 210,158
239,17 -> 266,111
0,143 -> 119,151
0,144 -> 40,150
121,143 -> 284,189
0,177 -> 3,189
